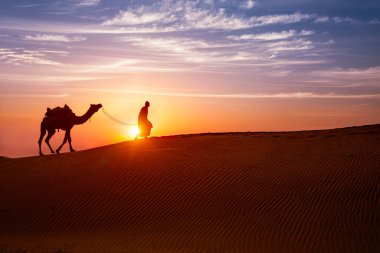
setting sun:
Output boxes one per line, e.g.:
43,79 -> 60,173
128,125 -> 140,139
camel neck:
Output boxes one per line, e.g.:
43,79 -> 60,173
74,107 -> 94,125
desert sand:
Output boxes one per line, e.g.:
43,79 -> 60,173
0,125 -> 379,252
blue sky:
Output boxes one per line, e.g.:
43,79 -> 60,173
1,1 -> 380,157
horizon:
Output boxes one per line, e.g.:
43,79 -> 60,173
1,0 -> 380,157
5,123 -> 380,159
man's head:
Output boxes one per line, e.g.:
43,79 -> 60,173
145,101 -> 150,107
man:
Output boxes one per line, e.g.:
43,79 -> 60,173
137,101 -> 153,138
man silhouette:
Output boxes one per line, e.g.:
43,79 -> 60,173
137,101 -> 153,138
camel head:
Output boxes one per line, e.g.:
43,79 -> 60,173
90,103 -> 103,113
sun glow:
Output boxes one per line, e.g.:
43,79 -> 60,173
128,125 -> 140,139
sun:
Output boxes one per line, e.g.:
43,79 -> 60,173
128,125 -> 140,139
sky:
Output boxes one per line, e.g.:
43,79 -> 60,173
1,0 -> 380,157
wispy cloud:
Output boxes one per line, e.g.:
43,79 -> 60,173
103,9 -> 176,26
15,3 -> 44,8
228,30 -> 314,41
23,34 -> 86,42
121,36 -> 220,53
332,17 -> 357,23
250,13 -> 313,27
0,48 -> 63,66
240,0 -> 255,10
102,0 -> 315,31
113,31 -> 324,73
1,13 -> 371,35
80,88 -> 380,99
119,36 -> 244,63
314,16 -> 330,23
312,66 -> 380,80
314,15 -> 374,24
75,0 -> 101,7
0,72 -> 103,82
0,93 -> 69,98
269,39 -> 314,53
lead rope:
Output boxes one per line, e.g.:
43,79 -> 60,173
101,107 -> 137,126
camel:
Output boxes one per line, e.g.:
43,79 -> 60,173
38,104 -> 102,156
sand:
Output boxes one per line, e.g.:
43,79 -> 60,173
0,125 -> 379,252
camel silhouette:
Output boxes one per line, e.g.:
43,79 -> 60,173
38,104 -> 102,155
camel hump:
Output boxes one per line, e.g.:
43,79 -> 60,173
45,105 -> 73,118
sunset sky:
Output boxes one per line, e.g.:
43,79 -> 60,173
1,0 -> 380,157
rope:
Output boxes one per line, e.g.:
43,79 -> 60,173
102,107 -> 137,126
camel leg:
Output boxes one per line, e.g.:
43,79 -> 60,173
56,131 -> 68,154
67,129 -> 76,152
45,129 -> 56,154
38,123 -> 47,156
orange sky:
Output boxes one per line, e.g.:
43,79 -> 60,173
1,78 -> 379,157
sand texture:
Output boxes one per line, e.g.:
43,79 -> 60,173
1,125 -> 380,252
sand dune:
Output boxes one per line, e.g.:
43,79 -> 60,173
1,125 -> 379,252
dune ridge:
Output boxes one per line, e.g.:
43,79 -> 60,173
1,125 -> 380,252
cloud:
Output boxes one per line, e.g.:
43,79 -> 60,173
102,1 -> 315,31
370,19 -> 380,24
312,66 -> 380,80
119,35 -> 317,66
0,48 -> 63,66
16,3 -> 44,8
114,31 -> 324,73
0,72 -> 103,82
314,16 -> 361,24
324,39 -> 335,45
3,12 -> 365,36
80,88 -> 380,99
0,93 -> 69,98
75,0 -> 101,7
0,1 -> 354,79
314,16 -> 329,23
103,8 -> 177,26
249,13 -> 313,27
121,36 -> 215,53
182,8 -> 249,30
120,36 -> 245,63
23,34 -> 86,42
38,50 -> 70,56
332,17 -> 357,23
228,30 -> 314,41
240,0 -> 255,10
269,39 -> 314,52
